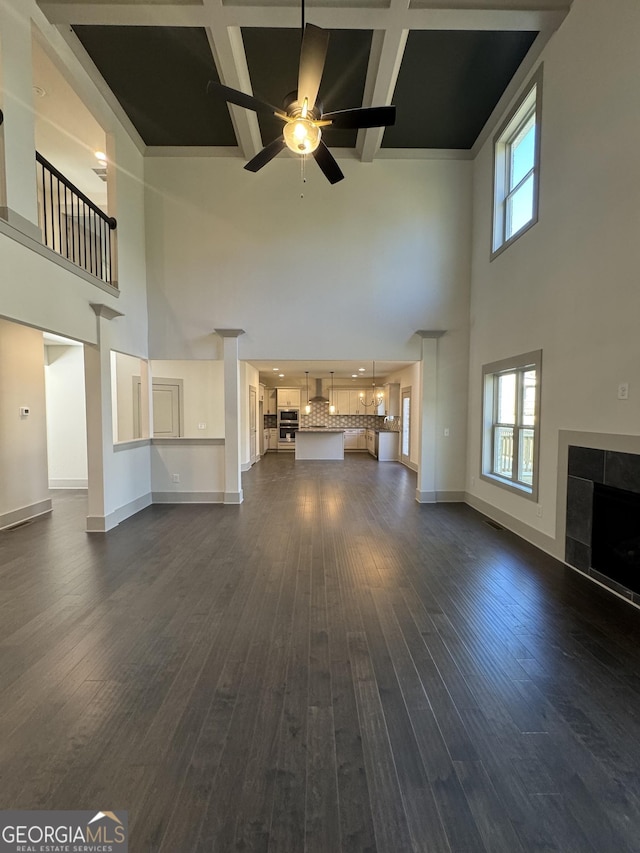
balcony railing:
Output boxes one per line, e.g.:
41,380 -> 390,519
36,151 -> 117,287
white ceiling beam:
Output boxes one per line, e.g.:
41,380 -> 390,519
203,0 -> 263,161
40,3 -> 570,32
357,26 -> 407,163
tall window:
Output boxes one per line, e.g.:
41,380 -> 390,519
482,351 -> 541,499
492,67 -> 542,257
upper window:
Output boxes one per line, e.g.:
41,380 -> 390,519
492,67 -> 542,258
481,350 -> 542,500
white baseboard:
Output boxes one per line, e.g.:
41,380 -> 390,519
224,490 -> 244,504
86,492 -> 152,533
152,491 -> 225,503
49,479 -> 88,489
465,492 -> 557,557
0,498 -> 52,530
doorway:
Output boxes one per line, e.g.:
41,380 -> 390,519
249,385 -> 257,464
152,379 -> 183,438
401,387 -> 411,467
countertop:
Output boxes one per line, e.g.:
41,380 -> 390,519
298,428 -> 345,433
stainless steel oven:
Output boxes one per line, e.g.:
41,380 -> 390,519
277,409 -> 299,446
278,409 -> 299,426
279,426 -> 298,444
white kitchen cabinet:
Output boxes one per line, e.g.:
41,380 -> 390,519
277,388 -> 301,409
268,428 -> 278,450
344,428 -> 366,451
263,429 -> 270,451
331,389 -> 350,415
264,388 -> 277,414
384,383 -> 400,417
365,430 -> 398,460
378,430 -> 399,461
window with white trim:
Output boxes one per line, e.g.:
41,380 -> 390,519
492,68 -> 542,257
482,350 -> 541,499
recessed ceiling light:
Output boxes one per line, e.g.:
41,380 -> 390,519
95,151 -> 107,163
351,374 -> 358,378
272,367 -> 279,371
358,367 -> 366,372
279,373 -> 285,378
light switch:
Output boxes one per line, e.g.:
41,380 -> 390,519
19,406 -> 30,417
198,423 -> 206,429
618,382 -> 629,400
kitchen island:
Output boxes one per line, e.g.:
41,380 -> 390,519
295,428 -> 345,460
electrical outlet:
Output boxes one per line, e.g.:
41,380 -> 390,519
444,427 -> 450,437
536,504 -> 543,517
618,382 -> 629,400
198,423 -> 206,430
171,474 -> 180,483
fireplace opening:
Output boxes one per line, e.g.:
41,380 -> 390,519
592,482 -> 640,595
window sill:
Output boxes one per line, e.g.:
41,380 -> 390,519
491,214 -> 538,262
480,472 -> 537,501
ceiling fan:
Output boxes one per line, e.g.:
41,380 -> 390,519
206,11 -> 396,184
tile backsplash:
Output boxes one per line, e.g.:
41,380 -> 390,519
263,402 -> 400,431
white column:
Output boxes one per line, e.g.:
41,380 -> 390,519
415,330 -> 445,503
0,0 -> 40,237
215,328 -> 245,505
84,303 -> 123,531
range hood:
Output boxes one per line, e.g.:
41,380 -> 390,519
309,378 -> 329,404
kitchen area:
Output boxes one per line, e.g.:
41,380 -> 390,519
260,369 -> 403,462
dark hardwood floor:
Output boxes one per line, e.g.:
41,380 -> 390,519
1,453 -> 640,852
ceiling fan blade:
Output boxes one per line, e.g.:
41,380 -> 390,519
321,105 -> 397,130
312,141 -> 344,185
298,24 -> 329,111
207,80 -> 279,115
244,137 -> 286,173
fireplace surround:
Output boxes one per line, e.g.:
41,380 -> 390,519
566,445 -> 640,604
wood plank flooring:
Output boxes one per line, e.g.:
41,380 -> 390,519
1,453 -> 640,851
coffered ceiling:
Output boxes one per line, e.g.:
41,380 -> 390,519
37,0 -> 571,165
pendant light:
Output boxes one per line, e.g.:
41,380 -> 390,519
360,361 -> 383,410
305,370 -> 311,414
329,371 -> 335,414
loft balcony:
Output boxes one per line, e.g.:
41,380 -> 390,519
36,150 -> 117,287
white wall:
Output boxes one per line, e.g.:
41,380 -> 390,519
0,318 -> 50,526
145,156 -> 472,491
466,0 -> 640,551
150,359 -> 225,438
151,441 -> 225,500
0,0 -> 152,528
44,343 -> 87,487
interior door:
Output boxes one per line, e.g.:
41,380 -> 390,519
401,387 -> 411,466
249,386 -> 257,463
153,382 -> 181,437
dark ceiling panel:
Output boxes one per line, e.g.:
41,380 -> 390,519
73,25 -> 237,146
242,28 -> 372,149
383,30 -> 538,149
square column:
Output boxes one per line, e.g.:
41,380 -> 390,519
415,330 -> 445,503
85,303 -> 123,531
216,328 -> 245,504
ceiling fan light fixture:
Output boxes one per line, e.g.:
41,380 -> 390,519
283,118 -> 321,155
